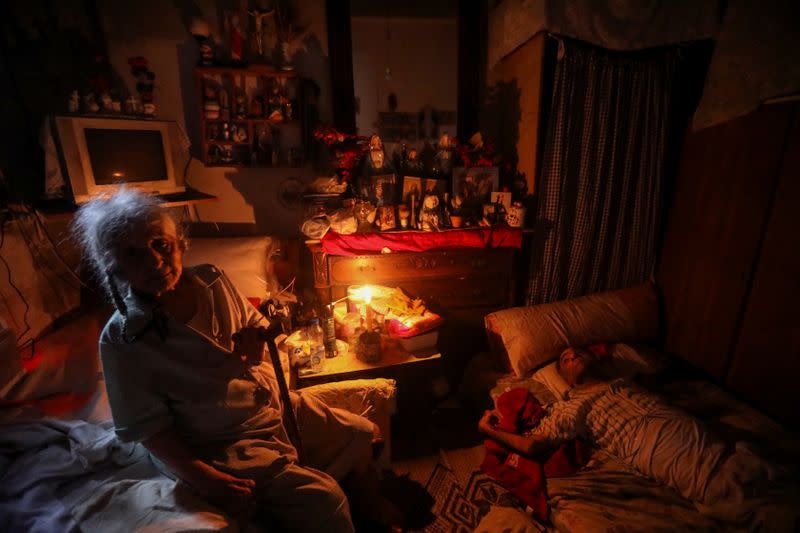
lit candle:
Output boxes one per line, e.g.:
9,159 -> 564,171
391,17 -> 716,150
364,286 -> 374,331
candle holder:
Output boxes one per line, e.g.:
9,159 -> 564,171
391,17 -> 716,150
355,329 -> 382,363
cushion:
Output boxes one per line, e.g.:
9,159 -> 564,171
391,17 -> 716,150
184,236 -> 273,301
485,283 -> 659,377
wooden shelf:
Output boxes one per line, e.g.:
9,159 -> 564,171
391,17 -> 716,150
203,118 -> 299,125
195,65 -> 297,78
194,66 -> 307,167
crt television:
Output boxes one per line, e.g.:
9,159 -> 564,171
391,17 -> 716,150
49,116 -> 188,204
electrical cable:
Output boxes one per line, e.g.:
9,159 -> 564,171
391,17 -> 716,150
30,207 -> 89,289
11,206 -> 83,294
0,213 -> 32,345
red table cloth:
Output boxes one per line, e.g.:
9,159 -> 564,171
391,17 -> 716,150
320,227 -> 523,256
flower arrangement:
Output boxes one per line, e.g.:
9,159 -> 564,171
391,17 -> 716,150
313,126 -> 369,183
128,56 -> 156,115
455,132 -> 501,168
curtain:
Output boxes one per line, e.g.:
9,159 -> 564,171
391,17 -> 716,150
527,39 -> 678,305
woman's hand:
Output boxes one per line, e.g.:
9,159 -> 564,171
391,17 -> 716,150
478,409 -> 501,434
232,326 -> 268,364
189,464 -> 257,518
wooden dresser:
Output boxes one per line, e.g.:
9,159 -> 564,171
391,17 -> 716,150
306,241 -> 517,385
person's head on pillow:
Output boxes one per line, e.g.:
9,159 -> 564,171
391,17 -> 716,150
556,345 -> 610,387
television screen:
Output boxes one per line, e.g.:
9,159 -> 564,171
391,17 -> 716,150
84,128 -> 168,185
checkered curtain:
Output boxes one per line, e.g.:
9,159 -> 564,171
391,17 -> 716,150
527,40 -> 678,305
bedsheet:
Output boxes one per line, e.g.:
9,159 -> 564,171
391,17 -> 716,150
489,374 -> 800,532
0,419 -> 234,532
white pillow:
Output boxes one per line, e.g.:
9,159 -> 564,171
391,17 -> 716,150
532,362 -> 571,400
184,236 -> 272,301
530,342 -> 667,399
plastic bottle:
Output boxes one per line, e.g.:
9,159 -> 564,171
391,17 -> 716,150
323,306 -> 338,358
306,318 -> 325,373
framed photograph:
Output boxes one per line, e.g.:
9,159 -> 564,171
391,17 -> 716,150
359,173 -> 397,205
423,178 -> 447,196
491,191 -> 512,213
401,176 -> 423,204
452,167 -> 499,205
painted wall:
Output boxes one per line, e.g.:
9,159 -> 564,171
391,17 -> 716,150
351,16 -> 458,144
96,0 -> 331,235
485,33 -> 545,194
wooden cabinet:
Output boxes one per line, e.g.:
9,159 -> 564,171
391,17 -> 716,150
193,65 -> 307,167
307,242 -> 517,385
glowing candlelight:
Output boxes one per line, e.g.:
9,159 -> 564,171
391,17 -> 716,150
364,286 -> 374,331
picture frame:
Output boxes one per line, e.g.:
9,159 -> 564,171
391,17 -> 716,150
491,191 -> 513,213
423,178 -> 447,196
401,176 -> 423,205
452,167 -> 499,206
359,173 -> 397,205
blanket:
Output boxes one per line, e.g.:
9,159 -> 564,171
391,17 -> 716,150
481,388 -> 589,521
0,419 -> 232,532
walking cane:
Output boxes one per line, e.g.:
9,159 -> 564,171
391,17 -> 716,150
260,320 -> 306,466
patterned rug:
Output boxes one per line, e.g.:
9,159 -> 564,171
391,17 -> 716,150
413,463 -> 530,532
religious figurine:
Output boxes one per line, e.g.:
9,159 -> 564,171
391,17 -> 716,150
235,93 -> 247,120
248,5 -> 275,60
405,148 -> 423,175
366,134 -> 386,173
190,17 -> 215,66
267,86 -> 284,122
99,92 -> 113,113
84,92 -> 100,113
233,124 -> 248,143
449,194 -> 464,228
398,204 -> 410,229
67,90 -> 80,113
419,194 -> 441,231
250,95 -> 263,118
225,10 -> 246,63
435,132 -> 453,176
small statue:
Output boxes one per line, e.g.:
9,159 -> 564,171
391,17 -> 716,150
67,90 -> 80,113
398,204 -> 410,229
190,18 -> 215,66
435,132 -> 453,176
250,95 -> 263,117
100,92 -> 113,113
84,92 -> 100,113
267,86 -> 284,122
235,93 -> 247,119
406,148 -> 423,175
367,134 -> 385,171
247,6 -> 275,59
419,194 -> 441,231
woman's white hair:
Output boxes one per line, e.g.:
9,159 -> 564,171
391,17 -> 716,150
71,187 -> 182,313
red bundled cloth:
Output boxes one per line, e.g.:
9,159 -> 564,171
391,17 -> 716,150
320,227 -> 522,256
481,388 -> 590,522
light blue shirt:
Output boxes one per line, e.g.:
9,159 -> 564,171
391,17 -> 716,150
99,265 -> 294,459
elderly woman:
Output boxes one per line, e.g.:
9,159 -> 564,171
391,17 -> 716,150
73,188 -> 399,532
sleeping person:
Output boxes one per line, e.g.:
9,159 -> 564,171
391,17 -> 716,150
478,346 -> 797,528
73,188 -> 402,532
